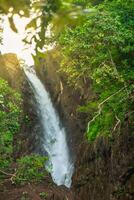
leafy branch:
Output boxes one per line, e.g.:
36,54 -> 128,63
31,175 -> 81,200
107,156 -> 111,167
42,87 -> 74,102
87,86 -> 126,133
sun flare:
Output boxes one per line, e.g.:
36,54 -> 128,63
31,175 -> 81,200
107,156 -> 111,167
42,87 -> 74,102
1,15 -> 35,66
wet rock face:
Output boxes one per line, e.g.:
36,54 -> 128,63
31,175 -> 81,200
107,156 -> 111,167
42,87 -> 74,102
72,128 -> 134,200
14,79 -> 43,158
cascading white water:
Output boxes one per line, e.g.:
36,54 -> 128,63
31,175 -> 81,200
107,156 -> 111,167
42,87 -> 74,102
23,66 -> 73,188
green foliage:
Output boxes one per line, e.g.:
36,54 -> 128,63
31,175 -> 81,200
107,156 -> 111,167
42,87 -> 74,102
14,155 -> 48,185
0,0 -> 133,144
58,0 -> 134,141
0,0 -> 90,54
0,82 -> 48,184
0,78 -> 22,170
0,0 -> 31,33
0,0 -> 30,16
39,191 -> 48,199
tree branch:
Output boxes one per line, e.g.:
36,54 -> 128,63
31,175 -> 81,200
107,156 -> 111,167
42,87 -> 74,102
0,169 -> 14,176
0,169 -> 17,184
87,86 -> 126,132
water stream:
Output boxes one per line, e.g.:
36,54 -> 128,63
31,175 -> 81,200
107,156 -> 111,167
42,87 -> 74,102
23,66 -> 73,188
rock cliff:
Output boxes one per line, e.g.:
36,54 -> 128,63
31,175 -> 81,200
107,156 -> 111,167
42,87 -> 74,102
0,53 -> 24,90
36,49 -> 134,200
0,52 -> 133,200
35,49 -> 90,157
0,53 -> 74,200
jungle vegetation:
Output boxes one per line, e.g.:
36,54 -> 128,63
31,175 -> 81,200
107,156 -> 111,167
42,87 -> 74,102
0,0 -> 133,183
0,78 -> 48,184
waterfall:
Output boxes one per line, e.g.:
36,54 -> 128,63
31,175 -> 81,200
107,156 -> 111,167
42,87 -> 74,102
23,66 -> 73,188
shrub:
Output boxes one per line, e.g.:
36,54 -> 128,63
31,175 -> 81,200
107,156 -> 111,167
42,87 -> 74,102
14,155 -> 48,185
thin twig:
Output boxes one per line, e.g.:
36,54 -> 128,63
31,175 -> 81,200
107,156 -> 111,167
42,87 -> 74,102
0,169 -> 14,176
0,169 -> 17,184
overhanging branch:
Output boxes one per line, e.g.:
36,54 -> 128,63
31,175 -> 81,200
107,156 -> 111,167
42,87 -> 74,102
87,86 -> 126,132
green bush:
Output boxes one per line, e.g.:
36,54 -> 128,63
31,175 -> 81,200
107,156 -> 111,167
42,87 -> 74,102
0,78 -> 22,171
14,155 -> 48,185
39,191 -> 48,199
58,0 -> 134,141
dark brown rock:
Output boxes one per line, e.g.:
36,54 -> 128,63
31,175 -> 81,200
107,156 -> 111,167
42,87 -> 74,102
35,49 -> 134,200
